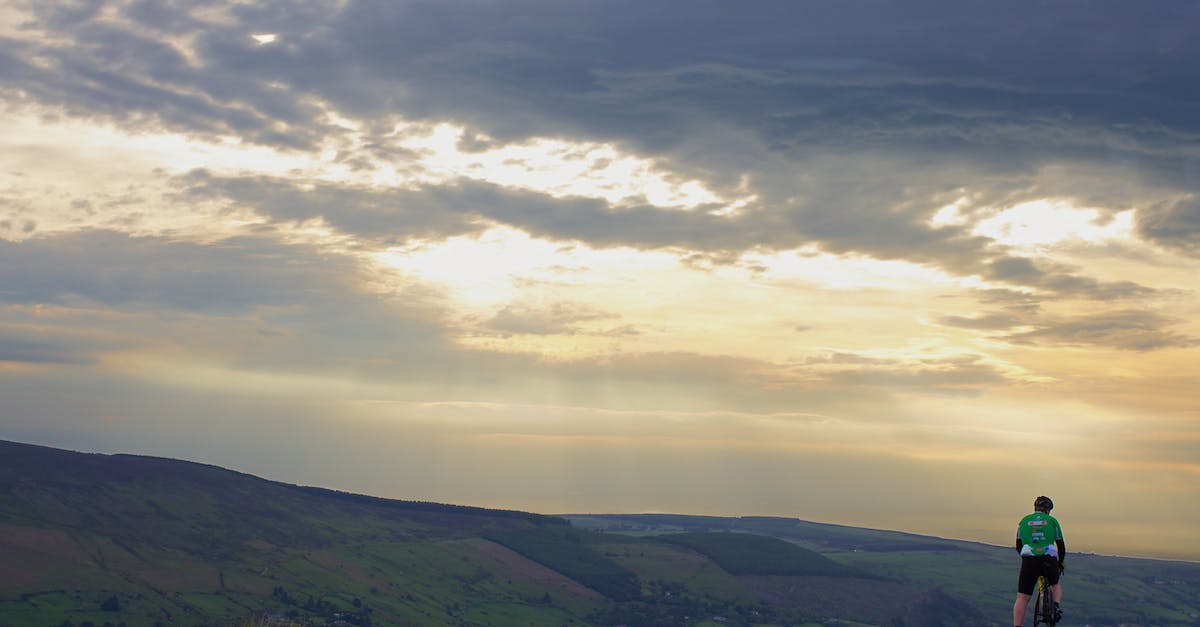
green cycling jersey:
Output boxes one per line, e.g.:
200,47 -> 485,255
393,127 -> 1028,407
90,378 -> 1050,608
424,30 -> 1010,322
1017,511 -> 1063,557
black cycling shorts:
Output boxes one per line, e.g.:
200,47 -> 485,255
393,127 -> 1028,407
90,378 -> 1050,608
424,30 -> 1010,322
1018,555 -> 1061,595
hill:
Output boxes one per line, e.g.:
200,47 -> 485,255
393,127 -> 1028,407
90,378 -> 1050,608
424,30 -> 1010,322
0,439 -> 576,626
2,439 -> 1199,626
567,514 -> 1200,626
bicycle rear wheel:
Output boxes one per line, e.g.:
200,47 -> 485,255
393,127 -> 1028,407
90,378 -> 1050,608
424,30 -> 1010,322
1032,576 -> 1055,626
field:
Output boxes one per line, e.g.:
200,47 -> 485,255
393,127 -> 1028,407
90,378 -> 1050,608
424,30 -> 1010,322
4,440 -> 1200,626
573,514 -> 1200,626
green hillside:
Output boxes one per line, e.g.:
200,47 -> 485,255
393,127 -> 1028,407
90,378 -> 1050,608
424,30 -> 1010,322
0,440 -> 578,626
3,439 -> 1199,626
485,528 -> 640,601
657,531 -> 871,578
570,514 -> 1200,626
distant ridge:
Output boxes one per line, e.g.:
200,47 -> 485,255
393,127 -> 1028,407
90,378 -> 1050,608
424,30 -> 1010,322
566,511 -> 971,553
284,483 -> 566,524
0,438 -> 560,525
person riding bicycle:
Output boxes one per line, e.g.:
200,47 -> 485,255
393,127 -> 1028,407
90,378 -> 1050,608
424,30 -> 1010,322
1013,495 -> 1065,627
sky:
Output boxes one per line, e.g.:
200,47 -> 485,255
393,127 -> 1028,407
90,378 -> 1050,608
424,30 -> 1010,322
1,1 -> 1199,561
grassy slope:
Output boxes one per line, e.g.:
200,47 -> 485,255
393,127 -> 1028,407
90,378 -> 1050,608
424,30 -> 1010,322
569,514 -> 1200,626
0,440 -> 590,626
656,531 -> 872,578
4,439 -> 1199,626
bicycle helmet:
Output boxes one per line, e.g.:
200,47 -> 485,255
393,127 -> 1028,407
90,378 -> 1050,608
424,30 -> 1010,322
1034,495 -> 1054,512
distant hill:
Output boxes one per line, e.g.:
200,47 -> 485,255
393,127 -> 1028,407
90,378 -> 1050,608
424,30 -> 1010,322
657,532 -> 875,579
2,439 -> 1199,626
564,513 -> 1200,625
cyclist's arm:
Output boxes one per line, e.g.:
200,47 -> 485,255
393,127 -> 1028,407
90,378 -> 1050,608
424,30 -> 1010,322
1055,520 -> 1065,565
1015,538 -> 1023,554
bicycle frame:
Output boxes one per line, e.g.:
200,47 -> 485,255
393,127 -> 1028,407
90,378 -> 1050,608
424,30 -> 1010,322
1032,567 -> 1061,626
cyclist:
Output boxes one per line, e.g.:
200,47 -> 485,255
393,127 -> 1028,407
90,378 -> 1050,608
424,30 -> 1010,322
1013,495 -> 1065,626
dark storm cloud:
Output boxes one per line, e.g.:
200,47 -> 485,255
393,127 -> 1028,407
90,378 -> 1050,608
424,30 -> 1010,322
312,1 -> 1200,149
7,0 -> 1199,272
8,1 -> 338,147
14,0 -> 1200,163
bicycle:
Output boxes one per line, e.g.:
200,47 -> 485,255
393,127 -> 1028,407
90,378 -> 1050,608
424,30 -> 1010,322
1032,563 -> 1063,626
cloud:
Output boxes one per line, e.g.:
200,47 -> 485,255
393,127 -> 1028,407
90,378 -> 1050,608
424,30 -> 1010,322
0,230 -> 363,314
6,1 -> 1198,266
939,286 -> 1196,351
937,311 -> 1029,331
3,0 -> 1199,563
3,0 -> 1194,357
483,301 -> 625,337
1003,310 -> 1197,352
974,288 -> 1043,307
176,168 -> 1169,310
174,171 -> 488,247
1137,197 -> 1200,254
785,352 -> 1011,396
0,229 -> 922,408
0,229 -> 479,383
12,1 -> 1198,159
0,331 -> 95,365
983,256 -> 1159,300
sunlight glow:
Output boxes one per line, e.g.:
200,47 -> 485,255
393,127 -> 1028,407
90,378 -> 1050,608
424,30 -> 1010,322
391,122 -> 734,210
928,196 -> 972,228
973,200 -> 1134,249
375,228 -> 967,316
2,103 -> 746,243
374,226 -> 658,311
0,5 -> 28,37
743,248 -> 989,291
370,226 -> 1013,364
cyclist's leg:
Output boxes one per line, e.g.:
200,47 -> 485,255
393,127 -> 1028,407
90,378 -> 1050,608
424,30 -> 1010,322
1043,556 -> 1063,604
1040,556 -> 1063,623
1015,556 -> 1040,626
1013,592 -> 1031,626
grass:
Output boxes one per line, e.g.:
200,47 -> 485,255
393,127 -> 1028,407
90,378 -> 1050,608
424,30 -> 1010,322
595,539 -> 755,601
0,591 -> 165,627
7,441 -> 1200,627
486,528 -> 641,600
176,591 -> 251,620
460,600 -> 585,626
834,544 -> 1200,626
657,531 -> 869,578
